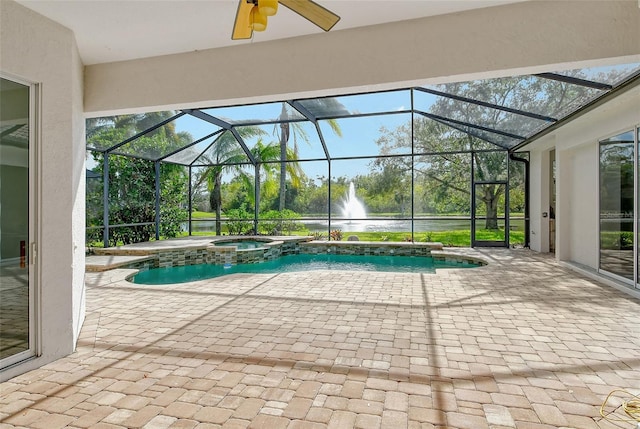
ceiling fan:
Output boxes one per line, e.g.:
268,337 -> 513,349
232,0 -> 340,40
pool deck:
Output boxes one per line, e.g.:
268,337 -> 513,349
2,248 -> 640,429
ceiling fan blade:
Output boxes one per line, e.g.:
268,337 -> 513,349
232,0 -> 254,40
279,0 -> 340,32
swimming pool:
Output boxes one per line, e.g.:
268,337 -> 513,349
130,253 -> 478,285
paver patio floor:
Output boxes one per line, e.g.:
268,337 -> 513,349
1,248 -> 639,428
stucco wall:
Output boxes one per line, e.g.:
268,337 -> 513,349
84,1 -> 640,116
0,0 -> 85,380
527,84 -> 640,271
557,144 -> 598,267
529,140 -> 553,253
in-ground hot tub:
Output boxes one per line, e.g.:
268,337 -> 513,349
213,239 -> 270,250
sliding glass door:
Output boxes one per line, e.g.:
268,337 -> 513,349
0,76 -> 36,367
599,130 -> 636,287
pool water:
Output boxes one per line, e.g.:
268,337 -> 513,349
130,254 -> 477,285
214,240 -> 268,249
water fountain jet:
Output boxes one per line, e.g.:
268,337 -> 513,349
341,182 -> 367,220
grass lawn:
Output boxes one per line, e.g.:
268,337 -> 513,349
172,229 -> 524,247
191,211 -> 216,219
304,230 -> 524,247
89,213 -> 525,248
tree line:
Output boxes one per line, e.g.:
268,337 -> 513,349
87,71 -> 605,244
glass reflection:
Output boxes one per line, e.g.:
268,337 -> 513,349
192,131 -> 252,166
86,110 -> 177,152
113,114 -> 219,161
163,131 -> 224,166
413,89 -> 548,139
599,131 -> 634,281
0,77 -> 30,360
550,62 -> 640,86
204,101 -> 306,125
297,90 -> 410,118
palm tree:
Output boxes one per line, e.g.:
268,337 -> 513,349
238,138 -> 304,218
87,112 -> 178,143
275,102 -> 342,211
193,128 -> 306,235
193,127 -> 264,235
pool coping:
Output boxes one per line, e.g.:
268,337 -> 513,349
87,236 -> 489,275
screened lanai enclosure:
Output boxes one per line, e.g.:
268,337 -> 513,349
85,62 -> 640,248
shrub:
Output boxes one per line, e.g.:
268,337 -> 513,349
225,209 -> 254,235
311,231 -> 325,241
258,209 -> 303,235
330,229 -> 343,241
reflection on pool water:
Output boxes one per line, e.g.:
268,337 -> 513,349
130,254 -> 478,285
214,240 -> 268,249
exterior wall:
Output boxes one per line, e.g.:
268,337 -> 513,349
84,1 -> 640,116
527,84 -> 640,271
0,0 -> 85,380
529,138 -> 553,253
556,144 -> 598,267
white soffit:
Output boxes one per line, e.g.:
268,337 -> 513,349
16,0 -> 526,65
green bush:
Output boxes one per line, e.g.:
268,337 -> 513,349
225,209 -> 254,235
258,209 -> 303,235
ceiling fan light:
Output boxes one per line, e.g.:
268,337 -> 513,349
258,0 -> 278,17
251,5 -> 267,31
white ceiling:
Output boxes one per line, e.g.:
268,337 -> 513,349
17,0 -> 526,65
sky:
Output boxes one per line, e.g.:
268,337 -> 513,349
97,89 -> 426,182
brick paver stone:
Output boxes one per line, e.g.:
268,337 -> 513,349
1,248 -> 639,429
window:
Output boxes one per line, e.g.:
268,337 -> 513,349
0,76 -> 36,367
599,131 -> 635,283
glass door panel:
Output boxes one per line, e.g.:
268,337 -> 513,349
599,131 -> 634,283
0,77 -> 33,365
472,182 -> 508,247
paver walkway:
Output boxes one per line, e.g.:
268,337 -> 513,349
1,249 -> 639,429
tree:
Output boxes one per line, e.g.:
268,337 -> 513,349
88,112 -> 190,245
375,117 -> 512,229
242,139 -> 304,220
192,128 -> 264,235
193,134 -> 305,235
415,76 -> 595,229
372,72 -> 608,230
373,119 -> 476,217
275,101 -> 342,211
